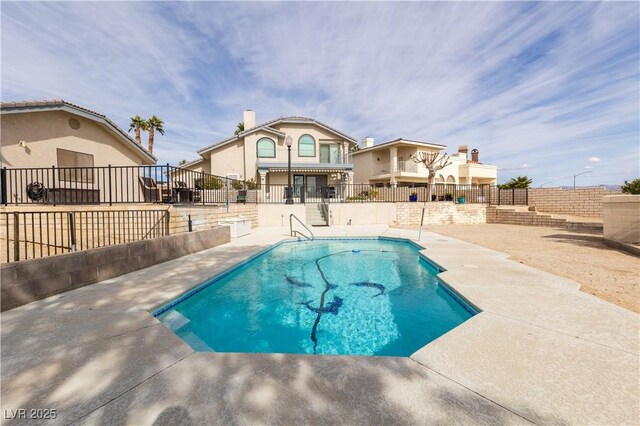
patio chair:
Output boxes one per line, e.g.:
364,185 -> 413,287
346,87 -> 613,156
138,176 -> 161,203
237,190 -> 247,204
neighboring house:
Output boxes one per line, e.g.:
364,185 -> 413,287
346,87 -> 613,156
1,99 -> 157,204
1,99 -> 156,168
185,110 -> 357,193
352,138 -> 497,186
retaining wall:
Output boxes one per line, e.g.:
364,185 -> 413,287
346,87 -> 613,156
528,188 -> 620,217
0,226 -> 230,311
395,203 -> 486,225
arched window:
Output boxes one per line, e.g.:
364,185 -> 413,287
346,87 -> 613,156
446,175 -> 456,184
298,134 -> 315,157
256,137 -> 276,158
436,174 -> 445,183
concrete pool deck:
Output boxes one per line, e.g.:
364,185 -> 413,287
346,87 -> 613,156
1,226 -> 638,425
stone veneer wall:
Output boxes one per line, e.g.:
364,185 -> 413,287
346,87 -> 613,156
169,204 -> 258,234
395,202 -> 486,225
527,188 -> 620,218
0,226 -> 230,311
603,195 -> 640,244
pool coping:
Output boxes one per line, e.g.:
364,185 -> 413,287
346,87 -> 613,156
2,225 -> 638,425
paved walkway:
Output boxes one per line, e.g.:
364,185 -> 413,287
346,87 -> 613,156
1,226 -> 638,425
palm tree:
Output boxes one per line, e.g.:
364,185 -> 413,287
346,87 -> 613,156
146,115 -> 164,155
128,115 -> 148,145
500,176 -> 533,189
234,122 -> 244,135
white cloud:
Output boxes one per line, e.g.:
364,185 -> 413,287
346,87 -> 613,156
1,2 -> 638,184
585,165 -> 594,169
588,156 -> 602,163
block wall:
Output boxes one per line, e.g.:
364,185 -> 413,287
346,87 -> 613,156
528,188 -> 620,218
0,226 -> 230,311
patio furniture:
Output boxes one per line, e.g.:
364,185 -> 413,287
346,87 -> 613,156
237,190 -> 247,204
138,176 -> 171,203
172,181 -> 195,203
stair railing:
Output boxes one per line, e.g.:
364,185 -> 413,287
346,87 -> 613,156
289,213 -> 315,240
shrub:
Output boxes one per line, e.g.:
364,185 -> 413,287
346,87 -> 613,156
231,180 -> 244,190
195,176 -> 223,190
246,178 -> 259,190
621,178 -> 640,194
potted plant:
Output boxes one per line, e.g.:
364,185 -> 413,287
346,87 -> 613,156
431,194 -> 437,202
409,192 -> 418,202
444,193 -> 453,201
457,195 -> 465,204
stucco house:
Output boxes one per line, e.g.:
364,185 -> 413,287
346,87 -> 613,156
352,138 -> 497,187
1,99 -> 156,204
1,99 -> 156,168
183,110 -> 358,195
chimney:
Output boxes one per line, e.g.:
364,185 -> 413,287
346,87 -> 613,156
243,109 -> 255,129
458,144 -> 468,160
361,137 -> 374,149
471,148 -> 479,163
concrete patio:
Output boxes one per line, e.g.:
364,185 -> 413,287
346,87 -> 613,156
1,226 -> 638,425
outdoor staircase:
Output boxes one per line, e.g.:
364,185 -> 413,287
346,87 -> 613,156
305,203 -> 328,226
487,206 -> 603,232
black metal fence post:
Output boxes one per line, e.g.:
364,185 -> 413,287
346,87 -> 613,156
68,212 -> 77,252
512,188 -> 515,205
1,167 -> 6,206
188,214 -> 193,232
526,188 -> 529,205
51,166 -> 57,206
108,165 -> 113,206
13,212 -> 19,262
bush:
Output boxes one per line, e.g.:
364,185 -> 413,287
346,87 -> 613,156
231,180 -> 244,190
621,178 -> 640,194
195,176 -> 223,190
246,178 -> 259,190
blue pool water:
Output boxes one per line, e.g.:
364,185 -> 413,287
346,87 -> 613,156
155,238 -> 475,356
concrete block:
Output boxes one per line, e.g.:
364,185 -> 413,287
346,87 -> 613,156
52,251 -> 86,274
70,266 -> 98,287
1,264 -> 18,287
15,257 -> 54,281
36,273 -> 72,296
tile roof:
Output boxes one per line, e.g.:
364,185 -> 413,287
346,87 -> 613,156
197,115 -> 357,155
1,99 -> 157,164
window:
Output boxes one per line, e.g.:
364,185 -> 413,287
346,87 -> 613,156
320,144 -> 341,163
57,148 -> 94,183
298,134 -> 315,157
256,137 -> 276,158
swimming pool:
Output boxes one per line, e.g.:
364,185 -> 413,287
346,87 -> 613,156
154,238 -> 476,356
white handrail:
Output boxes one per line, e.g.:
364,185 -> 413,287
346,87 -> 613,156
289,214 -> 314,240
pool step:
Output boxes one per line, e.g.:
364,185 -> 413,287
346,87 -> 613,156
305,203 -> 329,226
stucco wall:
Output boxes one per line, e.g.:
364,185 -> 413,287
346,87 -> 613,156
528,188 -> 621,218
603,195 -> 640,244
1,110 -> 150,168
329,203 -> 397,225
256,204 -> 307,227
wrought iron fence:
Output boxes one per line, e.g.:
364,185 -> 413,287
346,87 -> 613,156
256,183 -> 493,204
0,209 -> 169,263
0,165 -> 528,206
0,165 -> 247,206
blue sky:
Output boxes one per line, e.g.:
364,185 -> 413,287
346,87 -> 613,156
2,1 -> 638,186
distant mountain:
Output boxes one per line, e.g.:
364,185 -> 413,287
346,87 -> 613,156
557,185 -> 622,191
